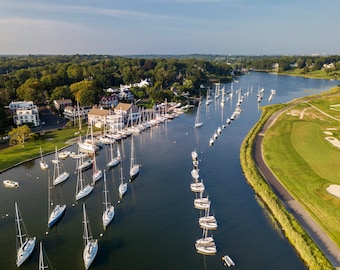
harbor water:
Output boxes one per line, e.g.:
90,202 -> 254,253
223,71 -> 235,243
0,72 -> 338,269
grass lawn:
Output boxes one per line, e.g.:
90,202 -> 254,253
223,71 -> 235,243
262,87 -> 340,246
0,126 -> 85,172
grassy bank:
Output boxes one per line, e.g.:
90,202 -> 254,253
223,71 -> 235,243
240,103 -> 333,269
0,126 -> 85,172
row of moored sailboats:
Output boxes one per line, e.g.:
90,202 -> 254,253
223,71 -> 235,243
17,132 -> 142,268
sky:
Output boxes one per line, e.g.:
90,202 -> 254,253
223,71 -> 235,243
0,0 -> 339,56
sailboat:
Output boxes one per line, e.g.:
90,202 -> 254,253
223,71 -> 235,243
198,201 -> 218,230
107,142 -> 121,168
194,101 -> 203,128
75,158 -> 94,201
82,203 -> 98,270
92,152 -> 102,183
102,170 -> 115,229
129,136 -> 140,180
118,165 -> 128,197
39,147 -> 49,170
52,146 -> 70,185
195,227 -> 217,255
205,88 -> 212,106
48,172 -> 66,228
15,202 -> 36,267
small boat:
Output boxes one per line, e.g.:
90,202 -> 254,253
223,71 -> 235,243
75,158 -> 94,201
77,156 -> 93,171
82,203 -> 98,269
209,137 -> 215,146
195,228 -> 216,255
15,202 -> 36,267
102,170 -> 115,229
58,150 -> 70,159
92,152 -> 102,183
129,136 -> 140,180
194,101 -> 203,128
52,146 -> 70,185
118,166 -> 128,198
48,172 -> 66,228
3,179 -> 19,188
194,194 -> 210,210
39,147 -> 49,171
107,143 -> 121,168
199,201 -> 218,230
191,168 -> 199,180
191,150 -> 198,161
190,181 -> 205,193
222,255 -> 235,267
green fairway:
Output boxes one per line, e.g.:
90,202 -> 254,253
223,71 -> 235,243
262,87 -> 340,246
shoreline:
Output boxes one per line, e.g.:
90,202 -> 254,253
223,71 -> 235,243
241,101 -> 340,269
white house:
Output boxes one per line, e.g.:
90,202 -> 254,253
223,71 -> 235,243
9,101 -> 40,127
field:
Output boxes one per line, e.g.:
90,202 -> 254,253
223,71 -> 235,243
262,87 -> 340,246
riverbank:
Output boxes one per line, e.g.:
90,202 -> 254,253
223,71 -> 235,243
240,101 -> 335,269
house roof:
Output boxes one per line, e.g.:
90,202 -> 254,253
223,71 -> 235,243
115,102 -> 132,112
88,108 -> 110,117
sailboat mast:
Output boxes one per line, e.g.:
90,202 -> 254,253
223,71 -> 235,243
83,204 -> 89,246
103,171 -> 109,210
15,202 -> 24,247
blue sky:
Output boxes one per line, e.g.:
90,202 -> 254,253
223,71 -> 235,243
0,0 -> 339,55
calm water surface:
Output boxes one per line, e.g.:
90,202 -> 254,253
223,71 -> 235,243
0,72 -> 338,270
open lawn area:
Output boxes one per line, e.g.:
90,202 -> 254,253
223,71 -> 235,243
0,126 -> 85,172
262,87 -> 340,246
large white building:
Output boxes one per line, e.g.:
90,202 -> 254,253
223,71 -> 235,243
9,101 -> 40,127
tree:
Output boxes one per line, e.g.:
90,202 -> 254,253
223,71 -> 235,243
8,125 -> 32,147
70,80 -> 100,106
16,78 -> 44,103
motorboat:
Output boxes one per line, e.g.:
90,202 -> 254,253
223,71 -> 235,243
3,179 -> 19,188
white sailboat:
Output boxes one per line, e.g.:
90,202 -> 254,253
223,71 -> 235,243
92,152 -> 102,183
205,88 -> 212,106
52,146 -> 70,185
82,203 -> 98,270
15,202 -> 36,267
190,180 -> 205,193
129,136 -> 140,180
107,142 -> 121,168
118,165 -> 128,197
39,147 -> 49,170
198,201 -> 218,230
48,172 -> 66,228
194,101 -> 203,128
102,170 -> 115,229
194,193 -> 210,210
195,227 -> 217,255
75,158 -> 94,201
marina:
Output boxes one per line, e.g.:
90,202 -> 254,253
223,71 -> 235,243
0,72 -> 338,269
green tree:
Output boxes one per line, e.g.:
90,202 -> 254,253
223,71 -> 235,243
70,80 -> 99,106
50,86 -> 72,102
8,125 -> 31,147
16,78 -> 44,103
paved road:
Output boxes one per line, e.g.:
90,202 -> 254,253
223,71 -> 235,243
254,105 -> 340,269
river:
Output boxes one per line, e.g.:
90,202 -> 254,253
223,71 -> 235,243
0,72 -> 338,270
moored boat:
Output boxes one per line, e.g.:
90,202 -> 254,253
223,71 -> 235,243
222,255 -> 235,267
3,179 -> 19,188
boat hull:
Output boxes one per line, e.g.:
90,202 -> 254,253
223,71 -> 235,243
53,172 -> 70,185
16,237 -> 36,267
76,185 -> 94,201
83,240 -> 98,270
102,206 -> 115,228
119,183 -> 128,197
3,180 -> 19,188
48,204 -> 66,228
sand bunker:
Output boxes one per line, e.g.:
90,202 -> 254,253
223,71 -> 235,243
327,184 -> 340,198
325,137 -> 340,149
323,131 -> 333,135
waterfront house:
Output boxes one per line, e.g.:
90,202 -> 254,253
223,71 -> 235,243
53,99 -> 73,110
9,101 -> 40,127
